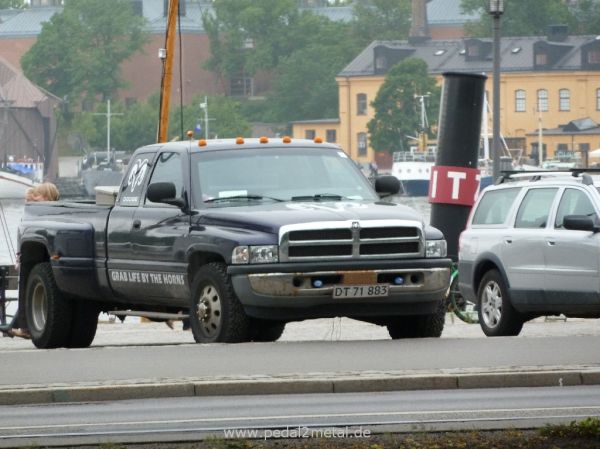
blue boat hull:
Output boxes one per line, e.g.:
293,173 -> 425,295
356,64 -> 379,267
401,179 -> 430,197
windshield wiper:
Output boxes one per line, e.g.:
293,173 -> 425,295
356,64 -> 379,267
291,193 -> 344,201
204,194 -> 284,203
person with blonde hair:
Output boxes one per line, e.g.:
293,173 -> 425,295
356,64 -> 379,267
8,182 -> 60,339
27,182 -> 60,202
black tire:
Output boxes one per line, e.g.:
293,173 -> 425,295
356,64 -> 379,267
477,269 -> 523,337
189,262 -> 250,343
67,300 -> 99,348
250,320 -> 286,342
25,262 -> 73,349
387,299 -> 446,339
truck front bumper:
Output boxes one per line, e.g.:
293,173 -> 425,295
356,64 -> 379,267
228,259 -> 451,320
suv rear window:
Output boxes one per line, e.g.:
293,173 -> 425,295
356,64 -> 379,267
472,188 -> 521,225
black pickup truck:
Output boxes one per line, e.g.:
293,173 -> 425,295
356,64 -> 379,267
17,138 -> 451,348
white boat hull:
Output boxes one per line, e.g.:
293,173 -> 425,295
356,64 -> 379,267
391,161 -> 434,197
0,171 -> 35,199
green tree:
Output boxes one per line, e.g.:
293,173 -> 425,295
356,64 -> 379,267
110,96 -> 160,152
569,0 -> 600,34
351,0 -> 411,45
21,0 -> 147,103
202,0 -> 298,85
0,0 -> 26,8
71,94 -> 250,153
460,0 -> 575,37
367,58 -> 440,154
266,14 -> 359,121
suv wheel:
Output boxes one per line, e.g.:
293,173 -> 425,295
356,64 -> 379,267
477,269 -> 523,337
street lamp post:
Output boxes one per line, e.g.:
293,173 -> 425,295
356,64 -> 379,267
489,0 -> 504,181
199,96 -> 209,140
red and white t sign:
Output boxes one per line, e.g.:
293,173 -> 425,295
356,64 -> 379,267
428,165 -> 481,206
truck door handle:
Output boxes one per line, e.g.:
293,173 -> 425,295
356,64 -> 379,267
504,239 -> 512,244
132,219 -> 141,230
547,240 -> 556,246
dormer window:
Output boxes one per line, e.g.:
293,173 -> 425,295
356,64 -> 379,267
536,53 -> 548,66
534,40 -> 573,70
588,48 -> 600,64
464,39 -> 492,62
467,45 -> 480,58
580,40 -> 600,68
375,55 -> 387,71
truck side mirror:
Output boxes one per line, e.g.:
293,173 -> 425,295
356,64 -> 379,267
374,175 -> 401,197
147,182 -> 185,208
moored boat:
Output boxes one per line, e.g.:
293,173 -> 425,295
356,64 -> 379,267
0,169 -> 36,199
391,147 -> 435,196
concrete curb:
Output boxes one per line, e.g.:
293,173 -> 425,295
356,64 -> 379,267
1,368 -> 599,405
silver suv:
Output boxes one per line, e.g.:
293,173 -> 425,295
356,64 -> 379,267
458,171 -> 600,336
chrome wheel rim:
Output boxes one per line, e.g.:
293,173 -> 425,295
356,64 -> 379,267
195,284 -> 222,338
31,282 -> 48,332
481,280 -> 502,328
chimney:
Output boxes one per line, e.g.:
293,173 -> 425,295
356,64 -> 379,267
409,0 -> 430,44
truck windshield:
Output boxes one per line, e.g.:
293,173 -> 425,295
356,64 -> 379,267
192,147 -> 377,206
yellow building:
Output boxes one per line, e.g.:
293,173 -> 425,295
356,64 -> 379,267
294,31 -> 600,168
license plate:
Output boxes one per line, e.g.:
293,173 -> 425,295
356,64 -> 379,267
333,284 -> 389,299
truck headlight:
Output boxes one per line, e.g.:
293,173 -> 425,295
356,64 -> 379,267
232,245 -> 279,264
425,239 -> 447,258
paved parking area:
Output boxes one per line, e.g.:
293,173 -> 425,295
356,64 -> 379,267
1,315 -> 598,350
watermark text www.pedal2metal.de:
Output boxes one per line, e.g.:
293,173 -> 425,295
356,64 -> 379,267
223,425 -> 372,440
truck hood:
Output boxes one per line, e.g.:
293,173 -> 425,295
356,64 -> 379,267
195,201 -> 425,235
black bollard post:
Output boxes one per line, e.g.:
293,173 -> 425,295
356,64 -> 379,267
429,72 -> 487,261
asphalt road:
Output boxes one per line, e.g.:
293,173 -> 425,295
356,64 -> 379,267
1,386 -> 599,447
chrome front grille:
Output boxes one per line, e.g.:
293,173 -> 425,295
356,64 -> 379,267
279,220 -> 423,261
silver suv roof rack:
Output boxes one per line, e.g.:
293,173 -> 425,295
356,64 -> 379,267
498,169 -> 600,185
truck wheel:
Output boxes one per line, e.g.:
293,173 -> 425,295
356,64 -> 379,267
189,263 -> 250,343
25,262 -> 73,349
477,269 -> 523,337
67,300 -> 99,348
250,320 -> 286,342
387,299 -> 446,339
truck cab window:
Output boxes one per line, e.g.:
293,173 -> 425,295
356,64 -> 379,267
146,152 -> 184,205
118,153 -> 152,206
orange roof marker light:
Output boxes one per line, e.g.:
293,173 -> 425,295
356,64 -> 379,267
314,137 -> 323,144
198,139 -> 207,147
259,136 -> 269,144
236,137 -> 245,145
282,136 -> 292,144
186,130 -> 194,139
